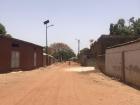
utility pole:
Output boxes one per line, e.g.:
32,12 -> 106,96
76,39 -> 80,55
78,39 -> 80,55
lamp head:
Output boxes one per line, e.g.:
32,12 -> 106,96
44,20 -> 49,24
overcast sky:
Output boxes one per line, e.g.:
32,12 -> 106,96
0,0 -> 140,53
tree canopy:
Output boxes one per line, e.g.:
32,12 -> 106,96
0,23 -> 6,35
109,17 -> 140,36
0,23 -> 12,38
79,48 -> 90,56
50,42 -> 73,52
49,42 -> 76,61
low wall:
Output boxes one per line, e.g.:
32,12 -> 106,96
79,55 -> 95,67
43,54 -> 57,66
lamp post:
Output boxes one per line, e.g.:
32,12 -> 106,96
43,20 -> 54,65
44,20 -> 49,55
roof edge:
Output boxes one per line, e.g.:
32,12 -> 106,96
0,36 -> 43,48
107,38 -> 140,49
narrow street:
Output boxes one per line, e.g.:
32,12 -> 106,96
0,63 -> 140,105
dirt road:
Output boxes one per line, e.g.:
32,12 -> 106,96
0,63 -> 140,105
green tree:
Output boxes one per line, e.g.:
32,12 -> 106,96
0,23 -> 12,38
109,18 -> 140,36
112,24 -> 119,35
0,23 -> 6,35
79,48 -> 90,56
117,19 -> 125,28
129,17 -> 135,25
133,18 -> 140,35
50,42 -> 76,61
109,23 -> 114,35
53,50 -> 75,61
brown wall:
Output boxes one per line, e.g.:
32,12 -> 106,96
0,37 -> 43,73
43,54 -> 57,66
0,38 -> 11,72
105,40 -> 140,88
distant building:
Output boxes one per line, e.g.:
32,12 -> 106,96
0,36 -> 43,73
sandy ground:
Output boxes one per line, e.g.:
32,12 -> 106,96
65,66 -> 95,72
0,62 -> 140,105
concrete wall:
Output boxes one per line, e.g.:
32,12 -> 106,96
105,52 -> 122,79
105,41 -> 140,87
125,50 -> 140,87
79,54 -> 95,67
79,54 -> 87,66
86,58 -> 95,66
91,35 -> 140,72
96,55 -> 105,72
